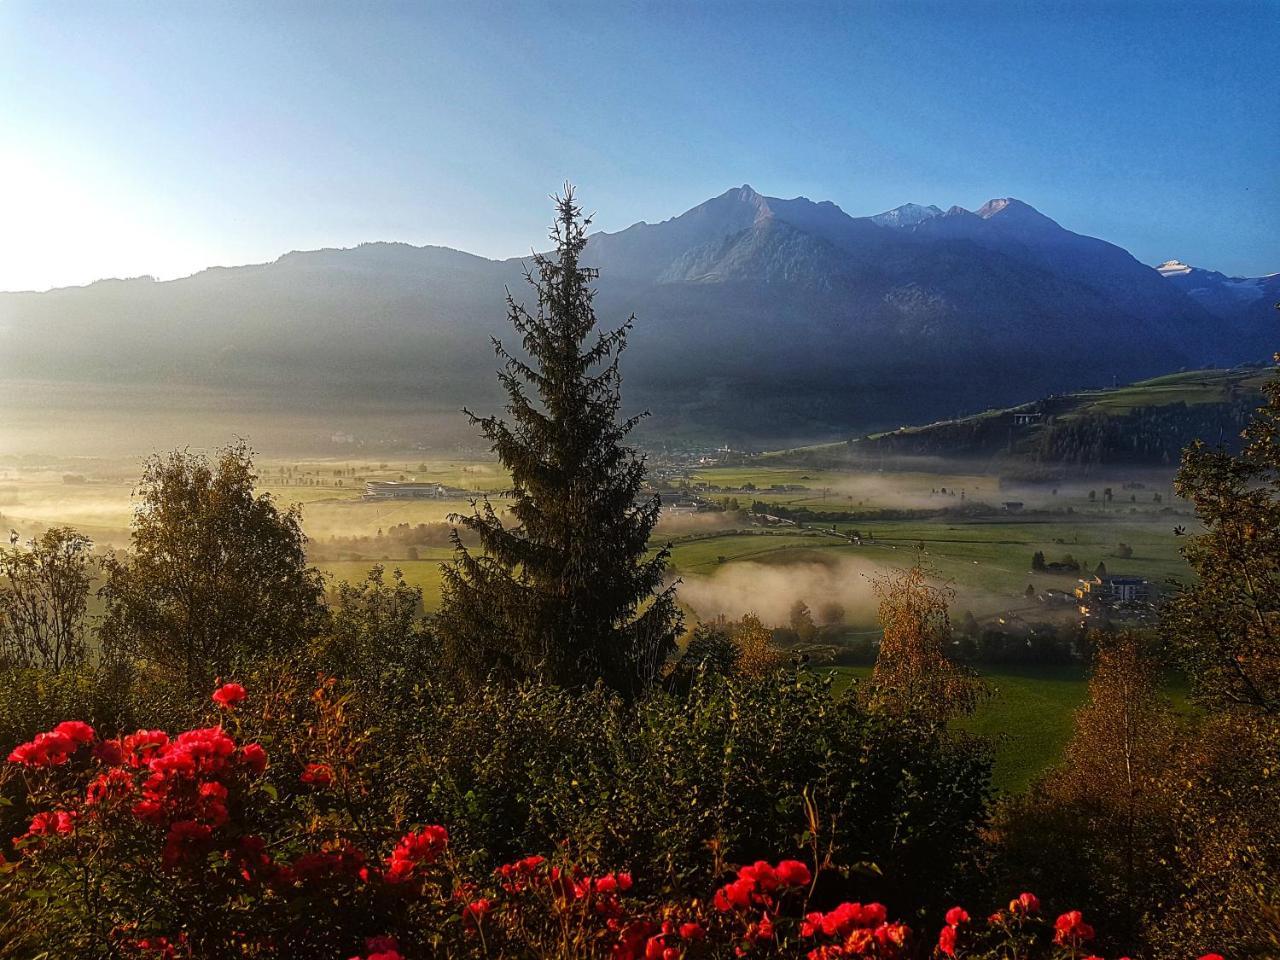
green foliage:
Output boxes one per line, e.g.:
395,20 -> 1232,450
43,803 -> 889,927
993,635 -> 1182,954
316,564 -> 435,705
674,622 -> 740,680
438,191 -> 680,696
98,442 -> 327,689
386,669 -> 991,911
1148,712 -> 1280,954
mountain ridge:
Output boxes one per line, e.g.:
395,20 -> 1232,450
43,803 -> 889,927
1,186 -> 1273,447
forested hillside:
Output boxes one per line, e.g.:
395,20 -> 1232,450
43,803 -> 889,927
778,367 -> 1270,468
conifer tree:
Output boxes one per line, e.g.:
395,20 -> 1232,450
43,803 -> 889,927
437,188 -> 680,695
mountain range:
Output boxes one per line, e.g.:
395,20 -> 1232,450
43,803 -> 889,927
1,186 -> 1274,449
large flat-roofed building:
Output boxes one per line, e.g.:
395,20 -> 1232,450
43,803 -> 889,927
1075,575 -> 1151,603
363,481 -> 449,500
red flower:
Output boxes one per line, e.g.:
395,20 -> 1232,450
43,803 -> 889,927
7,729 -> 77,767
385,825 -> 449,883
874,921 -> 910,950
54,720 -> 95,744
240,742 -> 268,773
161,819 -> 212,868
93,739 -> 126,766
1010,892 -> 1040,915
775,859 -> 812,887
462,898 -> 492,928
750,914 -> 775,942
86,768 -> 135,805
739,860 -> 782,892
1053,910 -> 1095,946
349,935 -> 402,960
945,906 -> 969,926
300,763 -> 334,786
20,809 -> 75,840
938,923 -> 959,957
1199,955 -> 1226,960
211,683 -> 246,710
679,922 -> 705,941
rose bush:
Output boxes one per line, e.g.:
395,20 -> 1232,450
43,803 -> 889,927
0,686 -> 1223,959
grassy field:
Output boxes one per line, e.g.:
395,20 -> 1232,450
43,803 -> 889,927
828,664 -> 1192,793
830,664 -> 1090,793
666,510 -> 1190,630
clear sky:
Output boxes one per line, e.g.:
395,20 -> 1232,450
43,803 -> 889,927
1,0 -> 1276,291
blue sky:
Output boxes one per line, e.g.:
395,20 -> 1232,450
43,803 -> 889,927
1,0 -> 1276,290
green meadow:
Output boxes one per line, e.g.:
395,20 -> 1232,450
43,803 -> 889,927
830,664 -> 1192,793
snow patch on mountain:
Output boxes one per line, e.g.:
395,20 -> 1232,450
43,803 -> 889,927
870,203 -> 944,228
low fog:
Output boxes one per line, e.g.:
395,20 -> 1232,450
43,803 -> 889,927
676,555 -> 888,626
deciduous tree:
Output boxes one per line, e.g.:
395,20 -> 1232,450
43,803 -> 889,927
98,442 -> 326,687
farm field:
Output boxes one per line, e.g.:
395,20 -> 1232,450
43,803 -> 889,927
665,459 -> 1194,630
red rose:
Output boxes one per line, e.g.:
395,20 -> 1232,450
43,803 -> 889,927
300,763 -> 334,786
938,923 -> 959,957
1053,910 -> 1095,946
1010,892 -> 1040,915
679,922 -> 705,941
945,906 -> 970,926
776,859 -> 813,887
54,720 -> 95,744
211,683 -> 246,709
385,825 -> 449,883
240,743 -> 268,773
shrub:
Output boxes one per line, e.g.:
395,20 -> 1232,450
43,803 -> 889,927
0,690 -> 1218,958
0,527 -> 96,672
381,668 -> 991,914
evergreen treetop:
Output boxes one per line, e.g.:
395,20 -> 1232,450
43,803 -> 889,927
438,188 -> 680,695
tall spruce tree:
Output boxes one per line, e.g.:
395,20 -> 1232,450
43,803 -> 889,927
437,188 -> 680,695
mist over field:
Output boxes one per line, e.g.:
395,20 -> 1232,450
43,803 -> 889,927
676,555 -> 885,626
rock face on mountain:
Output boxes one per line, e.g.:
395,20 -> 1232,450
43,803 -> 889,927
0,186 -> 1268,446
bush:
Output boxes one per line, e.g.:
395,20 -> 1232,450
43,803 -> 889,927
0,688 -> 1210,958
379,668 -> 991,915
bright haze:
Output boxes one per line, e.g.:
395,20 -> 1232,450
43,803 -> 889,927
1,0 -> 1277,294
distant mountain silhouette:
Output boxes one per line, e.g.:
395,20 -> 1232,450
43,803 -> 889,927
0,186 -> 1271,447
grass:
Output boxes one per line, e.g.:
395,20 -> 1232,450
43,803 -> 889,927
827,664 -> 1088,793
827,664 -> 1194,794
1073,368 -> 1270,416
957,665 -> 1091,793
